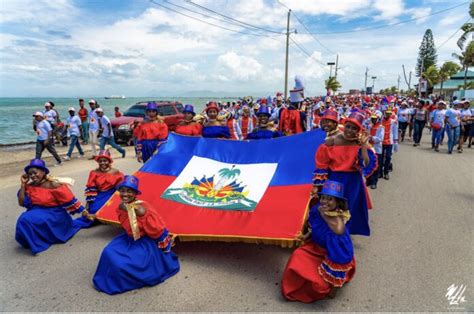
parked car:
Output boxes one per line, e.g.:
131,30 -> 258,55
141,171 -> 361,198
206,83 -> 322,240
111,101 -> 184,144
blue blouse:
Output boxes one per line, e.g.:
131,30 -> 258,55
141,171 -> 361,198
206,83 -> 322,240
202,125 -> 231,139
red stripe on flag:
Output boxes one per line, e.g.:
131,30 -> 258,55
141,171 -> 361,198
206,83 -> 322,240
96,172 -> 311,242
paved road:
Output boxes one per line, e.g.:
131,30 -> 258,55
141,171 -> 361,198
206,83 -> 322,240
0,130 -> 472,311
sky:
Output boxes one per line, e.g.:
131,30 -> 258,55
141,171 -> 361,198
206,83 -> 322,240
0,0 -> 471,97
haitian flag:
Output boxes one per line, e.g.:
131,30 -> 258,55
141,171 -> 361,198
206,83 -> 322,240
96,130 -> 326,247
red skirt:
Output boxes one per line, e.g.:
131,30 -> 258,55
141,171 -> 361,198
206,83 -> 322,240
281,242 -> 356,303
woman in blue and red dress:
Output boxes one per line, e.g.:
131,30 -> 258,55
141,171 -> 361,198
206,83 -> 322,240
93,175 -> 180,295
75,150 -> 124,228
202,103 -> 231,139
312,112 -> 377,236
175,104 -> 202,136
134,102 -> 169,163
247,106 -> 283,139
281,180 -> 355,303
16,159 -> 84,254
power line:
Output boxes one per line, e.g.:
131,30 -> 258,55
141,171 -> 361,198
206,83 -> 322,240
274,0 -> 336,55
436,18 -> 471,50
289,36 -> 326,68
185,0 -> 287,34
293,1 -> 470,35
149,0 -> 280,38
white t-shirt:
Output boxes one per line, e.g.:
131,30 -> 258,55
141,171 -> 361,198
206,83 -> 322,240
43,109 -> 57,124
67,115 -> 82,136
100,115 -> 113,137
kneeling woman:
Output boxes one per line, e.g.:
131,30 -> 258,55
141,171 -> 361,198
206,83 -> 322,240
281,180 -> 355,303
175,104 -> 202,136
247,106 -> 283,139
202,103 -> 231,139
75,150 -> 124,228
16,159 -> 84,254
93,175 -> 180,295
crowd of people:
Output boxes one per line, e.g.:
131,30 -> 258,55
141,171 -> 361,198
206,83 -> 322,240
19,77 -> 472,301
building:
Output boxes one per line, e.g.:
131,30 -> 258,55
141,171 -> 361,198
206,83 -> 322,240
433,70 -> 473,99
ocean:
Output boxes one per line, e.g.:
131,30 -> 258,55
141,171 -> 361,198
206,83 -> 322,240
0,97 -> 233,145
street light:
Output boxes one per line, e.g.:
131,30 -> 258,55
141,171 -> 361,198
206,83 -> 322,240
371,76 -> 377,90
327,62 -> 336,78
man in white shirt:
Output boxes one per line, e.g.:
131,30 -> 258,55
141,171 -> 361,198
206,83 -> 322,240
64,107 -> 84,160
96,108 -> 126,157
88,99 -> 100,159
33,111 -> 62,166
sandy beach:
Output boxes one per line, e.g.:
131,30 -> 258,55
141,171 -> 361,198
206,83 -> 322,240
0,130 -> 472,311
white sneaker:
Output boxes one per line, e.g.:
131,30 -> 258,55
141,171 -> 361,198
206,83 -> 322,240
54,162 -> 63,167
63,156 -> 71,161
77,154 -> 84,159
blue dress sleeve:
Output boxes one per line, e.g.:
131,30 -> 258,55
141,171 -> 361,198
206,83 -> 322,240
358,147 -> 378,178
17,189 -> 32,209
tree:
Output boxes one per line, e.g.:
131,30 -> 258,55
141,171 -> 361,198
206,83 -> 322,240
452,41 -> 474,88
422,65 -> 440,88
324,77 -> 341,95
438,61 -> 461,94
416,29 -> 437,77
457,1 -> 474,50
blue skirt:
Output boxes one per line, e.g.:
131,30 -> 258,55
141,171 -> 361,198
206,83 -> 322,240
93,233 -> 180,295
138,139 -> 160,163
328,171 -> 370,236
74,189 -> 115,229
15,205 -> 80,254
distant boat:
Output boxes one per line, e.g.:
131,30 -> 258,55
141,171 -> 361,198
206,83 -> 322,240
105,95 -> 126,99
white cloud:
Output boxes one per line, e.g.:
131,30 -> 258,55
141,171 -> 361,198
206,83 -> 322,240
217,51 -> 262,81
373,0 -> 404,21
406,7 -> 432,24
281,0 -> 371,16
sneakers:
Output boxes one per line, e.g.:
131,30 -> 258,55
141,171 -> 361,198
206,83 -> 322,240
384,173 -> 390,180
63,156 -> 71,161
54,162 -> 62,167
122,151 -> 126,158
370,184 -> 377,190
78,154 -> 84,159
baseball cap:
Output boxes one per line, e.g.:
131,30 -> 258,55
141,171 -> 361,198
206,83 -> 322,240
44,102 -> 51,107
68,107 -> 75,111
33,111 -> 44,117
88,99 -> 97,104
95,108 -> 103,113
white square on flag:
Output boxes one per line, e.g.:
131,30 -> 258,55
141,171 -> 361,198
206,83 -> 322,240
161,156 -> 277,211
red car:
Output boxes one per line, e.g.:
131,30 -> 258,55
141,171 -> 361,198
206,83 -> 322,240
111,101 -> 184,144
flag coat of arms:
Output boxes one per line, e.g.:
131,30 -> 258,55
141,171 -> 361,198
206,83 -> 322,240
96,130 -> 326,247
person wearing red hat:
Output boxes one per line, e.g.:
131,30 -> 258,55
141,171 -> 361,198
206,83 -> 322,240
312,112 -> 377,236
93,175 -> 180,295
134,102 -> 169,162
202,104 -> 231,139
380,109 -> 399,179
320,109 -> 341,138
175,104 -> 202,136
281,180 -> 355,302
75,150 -> 124,228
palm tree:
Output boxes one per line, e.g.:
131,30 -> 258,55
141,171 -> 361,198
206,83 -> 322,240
215,165 -> 240,190
324,77 -> 341,95
457,2 -> 474,50
438,61 -> 461,95
453,41 -> 474,88
422,65 -> 440,87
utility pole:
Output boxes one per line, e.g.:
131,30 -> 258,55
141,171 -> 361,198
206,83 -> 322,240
397,75 -> 401,92
284,9 -> 291,100
364,67 -> 369,92
334,54 -> 339,79
371,76 -> 377,91
327,62 -> 335,79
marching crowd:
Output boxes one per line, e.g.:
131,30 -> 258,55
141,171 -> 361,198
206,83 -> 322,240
17,77 -> 473,301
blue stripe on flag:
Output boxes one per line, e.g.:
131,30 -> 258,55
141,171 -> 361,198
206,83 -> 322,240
139,129 -> 326,186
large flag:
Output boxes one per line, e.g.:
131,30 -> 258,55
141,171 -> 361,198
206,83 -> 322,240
96,130 -> 326,247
